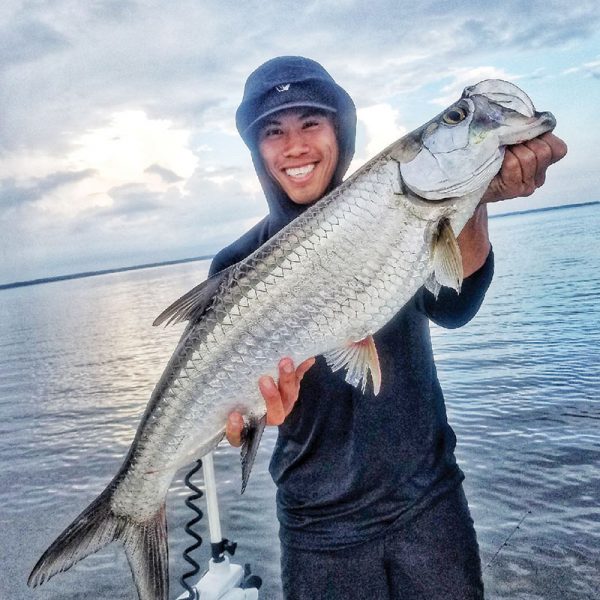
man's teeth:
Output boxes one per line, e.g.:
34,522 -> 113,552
285,164 -> 315,178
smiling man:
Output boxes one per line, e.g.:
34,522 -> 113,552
257,109 -> 339,205
209,56 -> 566,600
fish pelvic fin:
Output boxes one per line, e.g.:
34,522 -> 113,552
324,334 -> 382,395
240,414 -> 267,494
431,218 -> 464,293
28,485 -> 169,600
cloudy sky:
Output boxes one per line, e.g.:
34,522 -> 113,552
1,0 -> 598,284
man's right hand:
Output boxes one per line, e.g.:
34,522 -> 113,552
226,356 -> 316,447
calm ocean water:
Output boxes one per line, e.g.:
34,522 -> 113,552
1,203 -> 598,600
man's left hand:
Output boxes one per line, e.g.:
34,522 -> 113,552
482,132 -> 567,203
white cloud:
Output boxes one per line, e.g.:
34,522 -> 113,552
562,58 -> 600,77
354,103 -> 407,166
430,66 -> 516,107
3,110 -> 199,220
1,0 -> 599,282
69,110 -> 197,193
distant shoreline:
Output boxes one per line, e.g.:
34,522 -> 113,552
2,200 -> 597,291
489,200 -> 598,219
0,255 -> 214,291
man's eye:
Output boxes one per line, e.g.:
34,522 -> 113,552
302,120 -> 320,129
263,127 -> 282,138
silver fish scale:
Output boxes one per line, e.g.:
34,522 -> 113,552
112,156 -> 441,518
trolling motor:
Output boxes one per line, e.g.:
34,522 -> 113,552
178,452 -> 262,600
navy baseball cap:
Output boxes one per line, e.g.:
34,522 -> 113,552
236,56 -> 353,146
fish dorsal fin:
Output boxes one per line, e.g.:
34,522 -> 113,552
431,218 -> 463,293
152,265 -> 235,327
323,335 -> 381,395
240,414 -> 267,494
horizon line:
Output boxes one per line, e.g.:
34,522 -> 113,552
1,200 -> 597,291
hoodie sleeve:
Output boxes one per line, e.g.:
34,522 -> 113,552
416,248 -> 494,329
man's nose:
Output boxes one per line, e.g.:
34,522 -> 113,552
283,130 -> 309,157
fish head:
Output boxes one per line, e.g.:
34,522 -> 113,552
395,79 -> 556,201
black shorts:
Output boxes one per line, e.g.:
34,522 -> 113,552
280,485 -> 484,600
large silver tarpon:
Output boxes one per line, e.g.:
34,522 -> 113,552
28,80 -> 556,599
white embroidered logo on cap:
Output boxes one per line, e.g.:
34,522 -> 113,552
275,84 -> 291,92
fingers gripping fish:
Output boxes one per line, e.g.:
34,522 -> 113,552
28,80 -> 556,600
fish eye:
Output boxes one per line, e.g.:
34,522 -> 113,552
442,107 -> 467,125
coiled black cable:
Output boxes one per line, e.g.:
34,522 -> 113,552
180,459 -> 204,600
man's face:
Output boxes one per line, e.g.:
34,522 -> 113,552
257,109 -> 339,205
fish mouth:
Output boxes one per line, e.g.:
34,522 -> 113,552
465,79 -> 537,118
466,80 -> 556,145
499,110 -> 556,146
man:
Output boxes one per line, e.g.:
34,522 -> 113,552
211,57 -> 567,599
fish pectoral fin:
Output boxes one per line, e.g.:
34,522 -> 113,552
323,335 -> 382,395
431,218 -> 464,293
240,414 -> 267,494
153,264 -> 235,327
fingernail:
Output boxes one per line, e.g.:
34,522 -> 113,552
282,360 -> 294,374
261,376 -> 276,390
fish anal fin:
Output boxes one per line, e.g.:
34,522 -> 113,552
240,414 -> 267,494
324,334 -> 382,395
431,218 -> 463,293
153,264 -> 235,327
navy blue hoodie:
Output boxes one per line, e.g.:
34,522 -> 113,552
211,57 -> 494,550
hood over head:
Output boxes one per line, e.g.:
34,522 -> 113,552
236,56 -> 357,236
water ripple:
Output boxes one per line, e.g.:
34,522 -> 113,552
1,207 -> 599,599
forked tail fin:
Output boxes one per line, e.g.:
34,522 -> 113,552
27,486 -> 168,600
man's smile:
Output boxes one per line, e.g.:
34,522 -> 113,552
284,163 -> 316,179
